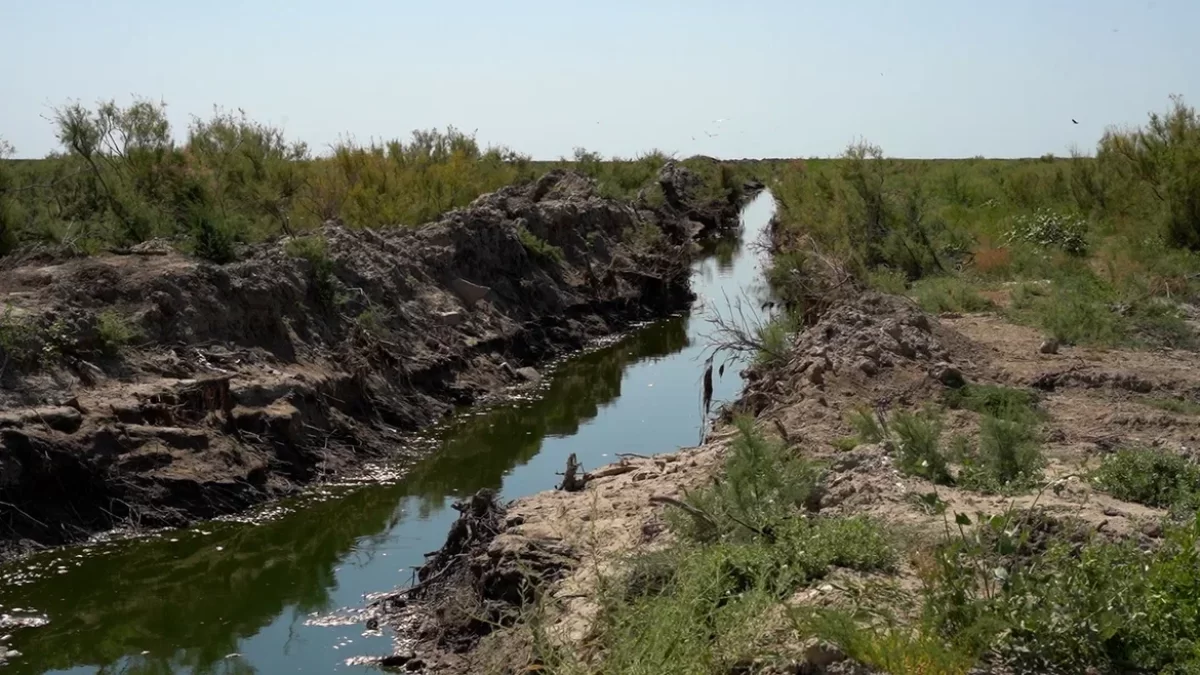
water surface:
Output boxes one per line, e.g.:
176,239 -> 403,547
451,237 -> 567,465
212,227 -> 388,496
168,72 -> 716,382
0,192 -> 776,674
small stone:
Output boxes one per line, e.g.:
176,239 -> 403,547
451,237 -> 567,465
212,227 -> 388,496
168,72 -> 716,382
515,367 -> 541,383
1142,520 -> 1164,538
379,652 -> 414,667
932,362 -> 965,388
437,310 -> 466,327
1040,338 -> 1060,354
808,362 -> 826,386
856,358 -> 879,377
804,641 -> 847,670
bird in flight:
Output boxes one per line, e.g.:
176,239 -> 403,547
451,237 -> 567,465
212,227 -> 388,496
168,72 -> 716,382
1072,119 -> 1079,124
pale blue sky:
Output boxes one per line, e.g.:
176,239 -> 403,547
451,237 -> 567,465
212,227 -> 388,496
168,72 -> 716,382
2,0 -> 1197,159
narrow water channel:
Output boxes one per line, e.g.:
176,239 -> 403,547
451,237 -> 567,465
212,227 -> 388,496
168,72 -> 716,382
0,192 -> 776,674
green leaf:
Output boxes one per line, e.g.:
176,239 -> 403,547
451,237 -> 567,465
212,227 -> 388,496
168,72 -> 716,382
955,512 -> 973,526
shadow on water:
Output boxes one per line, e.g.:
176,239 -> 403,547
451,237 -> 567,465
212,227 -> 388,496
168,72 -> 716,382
0,192 -> 775,675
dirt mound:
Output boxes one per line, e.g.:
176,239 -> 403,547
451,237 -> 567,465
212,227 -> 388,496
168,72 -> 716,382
0,168 -> 748,558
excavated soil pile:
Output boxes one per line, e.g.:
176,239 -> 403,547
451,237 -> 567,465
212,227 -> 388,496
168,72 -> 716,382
0,165 -> 751,558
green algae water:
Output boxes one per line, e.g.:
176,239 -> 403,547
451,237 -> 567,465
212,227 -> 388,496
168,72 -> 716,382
0,193 -> 775,674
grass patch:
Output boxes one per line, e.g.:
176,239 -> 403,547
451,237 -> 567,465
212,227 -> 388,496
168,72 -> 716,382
1091,446 -> 1200,512
911,276 -> 993,314
516,226 -> 565,264
798,611 -> 980,675
942,383 -> 1041,423
95,309 -> 139,354
847,406 -> 885,444
1143,395 -> 1200,416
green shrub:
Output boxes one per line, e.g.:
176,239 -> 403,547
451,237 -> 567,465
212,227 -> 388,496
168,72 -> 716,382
958,416 -> 1044,493
911,277 -> 993,314
891,409 -> 951,484
581,419 -> 895,675
924,513 -> 1200,674
189,210 -> 238,263
0,304 -> 43,366
676,417 -> 823,541
848,406 -> 885,444
942,383 -> 1040,423
285,235 -> 337,306
1005,208 -> 1088,255
1092,446 -> 1200,511
516,226 -> 564,264
95,309 -> 139,354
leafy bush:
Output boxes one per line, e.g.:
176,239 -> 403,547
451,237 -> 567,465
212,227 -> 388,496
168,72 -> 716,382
1092,446 -> 1200,511
924,513 -> 1200,674
574,420 -> 895,675
1005,208 -> 1088,255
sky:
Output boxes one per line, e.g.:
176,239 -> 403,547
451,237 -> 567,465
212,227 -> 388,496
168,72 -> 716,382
2,0 -> 1198,160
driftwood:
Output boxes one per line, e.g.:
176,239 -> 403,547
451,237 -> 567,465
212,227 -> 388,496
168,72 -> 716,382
649,495 -> 719,533
558,452 -> 586,491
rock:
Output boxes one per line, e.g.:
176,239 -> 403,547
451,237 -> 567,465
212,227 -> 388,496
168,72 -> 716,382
448,278 -> 492,308
932,362 -> 965,388
856,358 -> 879,377
1142,520 -> 1164,538
1040,338 -> 1060,354
437,310 -> 466,327
515,367 -> 541,383
808,367 -> 825,386
379,652 -> 414,668
0,407 -> 83,434
803,641 -> 848,670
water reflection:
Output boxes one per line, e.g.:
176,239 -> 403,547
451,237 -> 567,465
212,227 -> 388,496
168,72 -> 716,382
0,320 -> 691,675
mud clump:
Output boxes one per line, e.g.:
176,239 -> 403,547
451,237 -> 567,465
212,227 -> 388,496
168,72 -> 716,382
0,167 -> 745,559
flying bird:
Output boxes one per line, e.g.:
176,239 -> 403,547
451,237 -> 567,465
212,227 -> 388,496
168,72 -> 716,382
1072,119 -> 1079,124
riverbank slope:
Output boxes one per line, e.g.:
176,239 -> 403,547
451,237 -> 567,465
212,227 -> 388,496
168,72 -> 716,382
0,164 -> 754,559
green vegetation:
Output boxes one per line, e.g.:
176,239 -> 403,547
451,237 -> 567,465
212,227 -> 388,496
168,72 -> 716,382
548,419 -> 896,675
95,309 -> 139,354
516,225 -> 565,264
891,409 -> 952,484
1143,395 -> 1200,416
910,276 -> 993,314
957,415 -> 1045,493
768,96 -> 1200,349
1092,446 -> 1200,513
284,234 -> 337,306
942,383 -> 1040,423
0,98 -> 748,260
847,405 -> 885,444
810,511 -> 1200,674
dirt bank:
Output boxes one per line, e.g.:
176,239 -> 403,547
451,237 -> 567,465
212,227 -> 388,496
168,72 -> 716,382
373,286 -> 1200,673
0,164 -> 754,560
